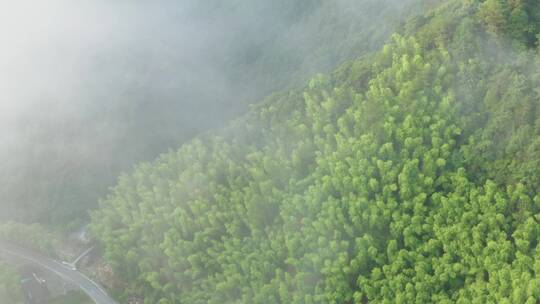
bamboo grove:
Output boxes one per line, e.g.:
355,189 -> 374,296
91,1 -> 540,302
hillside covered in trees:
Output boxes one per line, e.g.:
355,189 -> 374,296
89,0 -> 540,303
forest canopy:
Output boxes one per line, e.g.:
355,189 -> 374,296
89,0 -> 540,303
4,0 -> 540,303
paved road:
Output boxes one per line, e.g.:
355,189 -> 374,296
0,240 -> 116,304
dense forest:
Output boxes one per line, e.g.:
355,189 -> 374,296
88,0 -> 540,302
4,0 -> 540,303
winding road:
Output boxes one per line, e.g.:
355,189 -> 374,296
0,240 -> 116,304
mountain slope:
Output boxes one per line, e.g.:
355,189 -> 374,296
91,0 -> 540,303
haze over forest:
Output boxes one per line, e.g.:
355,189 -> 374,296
3,0 -> 540,303
0,0 -> 417,223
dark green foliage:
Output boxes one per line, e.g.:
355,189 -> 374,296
91,0 -> 540,303
477,0 -> 540,47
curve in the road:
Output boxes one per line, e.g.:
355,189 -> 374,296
0,240 -> 116,304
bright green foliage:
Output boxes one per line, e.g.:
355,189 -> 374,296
0,262 -> 23,304
91,0 -> 540,303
